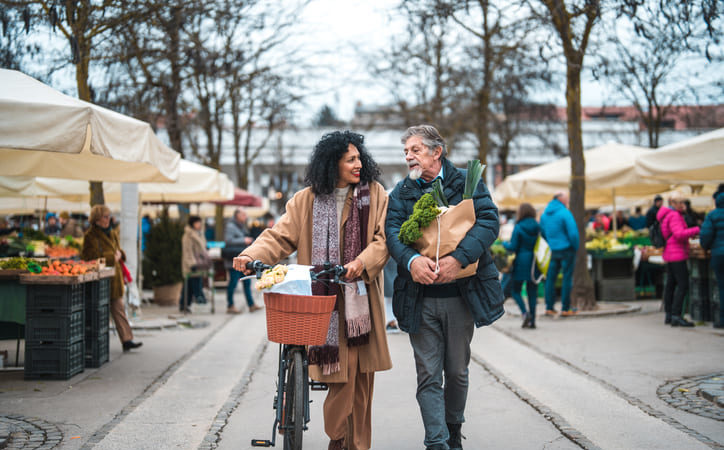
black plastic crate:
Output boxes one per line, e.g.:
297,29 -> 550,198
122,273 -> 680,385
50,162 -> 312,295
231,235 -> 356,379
596,277 -> 635,301
593,257 -> 634,280
85,332 -> 109,368
689,277 -> 711,321
689,258 -> 709,279
85,279 -> 110,310
26,283 -> 85,314
25,340 -> 84,380
26,310 -> 84,345
85,303 -> 110,336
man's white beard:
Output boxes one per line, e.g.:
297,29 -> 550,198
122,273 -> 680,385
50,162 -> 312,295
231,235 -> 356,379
409,167 -> 423,180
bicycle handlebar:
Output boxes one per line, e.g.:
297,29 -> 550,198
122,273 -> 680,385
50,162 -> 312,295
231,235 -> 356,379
245,260 -> 347,283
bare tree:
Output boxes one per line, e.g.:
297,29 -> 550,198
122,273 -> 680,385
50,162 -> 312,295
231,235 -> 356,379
1,0 -> 151,206
595,1 -> 722,148
531,0 -> 600,310
104,2 -> 210,157
369,5 -> 468,147
0,7 -> 42,72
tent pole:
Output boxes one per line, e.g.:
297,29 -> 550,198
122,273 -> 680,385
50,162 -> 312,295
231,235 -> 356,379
612,188 -> 618,241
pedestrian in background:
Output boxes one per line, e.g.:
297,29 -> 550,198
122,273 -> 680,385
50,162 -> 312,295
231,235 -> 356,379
540,191 -> 579,317
627,207 -> 646,230
657,193 -> 700,327
59,211 -> 83,238
235,130 -> 391,450
224,208 -> 261,314
180,215 -> 211,312
646,194 -> 664,228
503,203 -> 541,328
81,204 -> 142,352
700,188 -> 724,329
45,212 -> 61,235
385,125 -> 503,450
382,258 -> 398,332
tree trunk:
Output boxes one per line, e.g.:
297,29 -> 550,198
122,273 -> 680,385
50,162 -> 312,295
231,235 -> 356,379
566,64 -> 596,310
215,204 -> 225,242
74,26 -> 106,207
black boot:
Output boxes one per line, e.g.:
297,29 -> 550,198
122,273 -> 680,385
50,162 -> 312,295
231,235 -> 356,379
521,313 -> 531,328
664,313 -> 672,324
447,423 -> 463,450
123,340 -> 143,351
671,316 -> 694,327
529,316 -> 536,329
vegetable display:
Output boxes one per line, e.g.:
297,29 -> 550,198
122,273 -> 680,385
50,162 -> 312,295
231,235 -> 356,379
399,194 -> 441,245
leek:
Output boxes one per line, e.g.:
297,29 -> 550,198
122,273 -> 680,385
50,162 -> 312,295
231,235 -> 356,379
463,160 -> 485,199
431,179 -> 448,207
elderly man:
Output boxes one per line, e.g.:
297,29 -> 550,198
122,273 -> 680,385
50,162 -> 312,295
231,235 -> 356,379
540,191 -> 579,316
386,125 -> 504,450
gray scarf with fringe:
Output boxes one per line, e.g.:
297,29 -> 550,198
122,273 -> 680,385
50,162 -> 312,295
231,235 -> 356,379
308,183 -> 371,375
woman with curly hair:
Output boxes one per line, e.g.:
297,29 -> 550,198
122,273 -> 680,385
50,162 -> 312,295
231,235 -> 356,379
235,131 -> 391,450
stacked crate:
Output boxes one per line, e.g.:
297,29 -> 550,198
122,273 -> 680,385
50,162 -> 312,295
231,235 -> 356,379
85,278 -> 110,368
24,283 -> 85,380
688,258 -> 711,322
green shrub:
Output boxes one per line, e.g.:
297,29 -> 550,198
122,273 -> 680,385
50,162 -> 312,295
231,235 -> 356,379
142,210 -> 184,287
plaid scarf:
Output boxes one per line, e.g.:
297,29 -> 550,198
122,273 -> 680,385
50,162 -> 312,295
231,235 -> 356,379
308,183 -> 371,375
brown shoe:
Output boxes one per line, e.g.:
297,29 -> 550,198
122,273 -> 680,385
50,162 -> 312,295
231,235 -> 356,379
561,310 -> 578,317
328,438 -> 345,450
544,309 -> 557,316
226,306 -> 242,314
249,304 -> 264,312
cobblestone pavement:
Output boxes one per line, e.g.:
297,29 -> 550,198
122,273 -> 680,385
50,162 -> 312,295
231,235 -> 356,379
0,415 -> 62,449
658,373 -> 724,421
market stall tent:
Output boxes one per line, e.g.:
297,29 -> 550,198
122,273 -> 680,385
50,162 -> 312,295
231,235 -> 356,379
0,69 -> 180,183
635,128 -> 724,184
493,143 -> 673,209
0,160 -> 235,206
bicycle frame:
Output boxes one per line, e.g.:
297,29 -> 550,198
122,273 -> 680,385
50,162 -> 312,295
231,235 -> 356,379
248,260 -> 343,449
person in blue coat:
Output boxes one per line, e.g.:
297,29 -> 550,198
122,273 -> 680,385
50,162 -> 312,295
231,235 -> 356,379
700,188 -> 724,329
503,203 -> 541,328
540,191 -> 580,316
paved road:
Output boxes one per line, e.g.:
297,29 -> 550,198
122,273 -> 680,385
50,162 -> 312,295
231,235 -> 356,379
1,298 -> 723,449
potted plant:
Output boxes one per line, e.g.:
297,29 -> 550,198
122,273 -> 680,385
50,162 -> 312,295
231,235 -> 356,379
142,210 -> 184,305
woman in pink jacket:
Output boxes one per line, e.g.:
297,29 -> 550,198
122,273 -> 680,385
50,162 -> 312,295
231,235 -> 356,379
657,194 -> 700,327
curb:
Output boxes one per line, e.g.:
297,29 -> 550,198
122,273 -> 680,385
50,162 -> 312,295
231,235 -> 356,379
506,302 -> 642,319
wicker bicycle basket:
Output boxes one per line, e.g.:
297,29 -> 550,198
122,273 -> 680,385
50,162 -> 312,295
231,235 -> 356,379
263,292 -> 336,345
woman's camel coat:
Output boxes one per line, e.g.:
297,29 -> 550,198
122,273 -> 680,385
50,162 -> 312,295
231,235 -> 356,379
240,181 -> 392,383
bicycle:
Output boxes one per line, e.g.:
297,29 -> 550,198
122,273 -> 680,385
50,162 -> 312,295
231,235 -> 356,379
247,260 -> 347,450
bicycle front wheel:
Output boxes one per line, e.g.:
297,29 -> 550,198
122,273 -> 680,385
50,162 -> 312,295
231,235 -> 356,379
283,348 -> 304,450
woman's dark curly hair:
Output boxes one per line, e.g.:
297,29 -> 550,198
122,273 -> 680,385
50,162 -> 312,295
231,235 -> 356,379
304,131 -> 381,195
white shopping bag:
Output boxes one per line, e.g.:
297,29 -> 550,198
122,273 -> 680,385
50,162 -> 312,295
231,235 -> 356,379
267,264 -> 313,296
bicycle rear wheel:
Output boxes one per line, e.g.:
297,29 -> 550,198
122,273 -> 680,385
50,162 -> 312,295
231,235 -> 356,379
283,348 -> 304,450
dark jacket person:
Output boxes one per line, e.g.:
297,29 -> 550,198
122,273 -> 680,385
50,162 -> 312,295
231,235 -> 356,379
385,125 -> 503,450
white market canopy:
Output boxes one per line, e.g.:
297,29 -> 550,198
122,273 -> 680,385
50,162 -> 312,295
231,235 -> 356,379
635,128 -> 724,184
0,69 -> 180,183
493,143 -> 673,209
0,160 -> 235,206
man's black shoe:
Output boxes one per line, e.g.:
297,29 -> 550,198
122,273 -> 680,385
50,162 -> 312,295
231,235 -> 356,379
670,316 -> 694,327
447,422 -> 463,450
665,313 -> 672,324
123,341 -> 143,352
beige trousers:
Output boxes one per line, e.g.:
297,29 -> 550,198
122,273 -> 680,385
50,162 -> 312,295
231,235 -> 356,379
110,297 -> 133,343
323,345 -> 375,450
